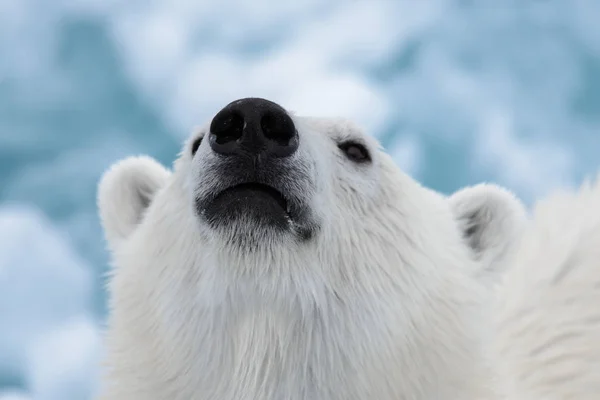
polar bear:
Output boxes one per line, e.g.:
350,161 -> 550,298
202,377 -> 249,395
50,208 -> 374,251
493,178 -> 600,399
96,98 -> 526,400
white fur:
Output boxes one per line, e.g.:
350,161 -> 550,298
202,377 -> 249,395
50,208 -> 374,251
96,116 -> 525,400
97,155 -> 171,252
493,177 -> 600,399
449,184 -> 527,285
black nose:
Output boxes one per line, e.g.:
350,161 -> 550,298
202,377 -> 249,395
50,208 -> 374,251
208,98 -> 298,158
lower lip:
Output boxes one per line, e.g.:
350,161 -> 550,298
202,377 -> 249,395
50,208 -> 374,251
202,183 -> 291,229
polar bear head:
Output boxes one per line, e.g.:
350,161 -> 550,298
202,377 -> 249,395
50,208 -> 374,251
97,98 -> 526,399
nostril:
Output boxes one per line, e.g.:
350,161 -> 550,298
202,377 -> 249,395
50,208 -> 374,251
210,111 -> 244,145
260,112 -> 296,147
209,98 -> 298,158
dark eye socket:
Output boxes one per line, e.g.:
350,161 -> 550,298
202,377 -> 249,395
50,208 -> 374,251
191,137 -> 203,156
338,141 -> 371,164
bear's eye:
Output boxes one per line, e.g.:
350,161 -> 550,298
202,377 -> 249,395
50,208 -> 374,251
191,137 -> 203,156
338,141 -> 371,164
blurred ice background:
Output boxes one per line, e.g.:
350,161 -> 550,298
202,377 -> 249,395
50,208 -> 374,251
1,0 -> 600,398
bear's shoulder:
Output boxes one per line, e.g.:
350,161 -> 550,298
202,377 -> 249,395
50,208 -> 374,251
495,176 -> 600,399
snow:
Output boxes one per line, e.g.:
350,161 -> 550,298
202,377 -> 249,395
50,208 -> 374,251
0,391 -> 32,400
0,208 -> 100,399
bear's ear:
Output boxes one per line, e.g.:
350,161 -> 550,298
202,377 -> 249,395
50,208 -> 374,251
98,156 -> 171,251
449,184 -> 527,282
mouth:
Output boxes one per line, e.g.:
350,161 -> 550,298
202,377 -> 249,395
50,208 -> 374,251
216,182 -> 289,214
200,182 -> 292,231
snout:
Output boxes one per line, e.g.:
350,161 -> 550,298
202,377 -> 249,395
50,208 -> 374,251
194,98 -> 317,241
208,97 -> 299,159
